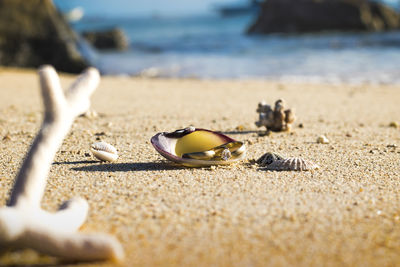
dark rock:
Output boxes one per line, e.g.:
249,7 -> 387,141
247,0 -> 400,34
82,28 -> 129,50
0,0 -> 88,73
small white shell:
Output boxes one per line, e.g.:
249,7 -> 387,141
91,141 -> 118,162
80,109 -> 98,119
317,135 -> 329,144
264,157 -> 319,171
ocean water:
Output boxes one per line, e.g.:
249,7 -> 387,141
72,14 -> 400,84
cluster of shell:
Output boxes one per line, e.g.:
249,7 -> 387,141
255,99 -> 295,132
256,152 -> 319,171
91,141 -> 118,162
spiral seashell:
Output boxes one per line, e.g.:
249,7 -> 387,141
91,141 -> 118,162
256,152 -> 285,167
263,157 -> 319,171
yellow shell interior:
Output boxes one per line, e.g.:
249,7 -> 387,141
174,130 -> 225,157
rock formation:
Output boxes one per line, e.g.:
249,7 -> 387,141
82,28 -> 129,51
247,0 -> 400,34
0,0 -> 88,73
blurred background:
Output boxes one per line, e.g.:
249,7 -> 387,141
3,0 -> 400,83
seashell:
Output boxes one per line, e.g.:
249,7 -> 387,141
80,109 -> 98,119
151,127 -> 246,167
91,141 -> 118,162
263,157 -> 319,171
316,135 -> 329,144
389,121 -> 399,128
256,152 -> 285,167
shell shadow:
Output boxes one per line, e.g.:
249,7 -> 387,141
0,264 -> 80,267
71,161 -> 184,172
53,160 -> 98,165
0,265 -> 59,267
0,260 -> 85,267
221,130 -> 262,135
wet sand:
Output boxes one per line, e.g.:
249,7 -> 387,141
0,68 -> 399,266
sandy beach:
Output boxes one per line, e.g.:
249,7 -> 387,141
0,68 -> 399,266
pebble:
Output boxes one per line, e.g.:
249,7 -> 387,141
316,135 -> 329,144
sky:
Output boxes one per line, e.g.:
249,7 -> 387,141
54,0 -> 238,17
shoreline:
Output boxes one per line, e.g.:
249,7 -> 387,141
3,66 -> 400,86
0,68 -> 399,266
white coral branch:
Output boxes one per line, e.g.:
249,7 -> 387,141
0,66 -> 124,262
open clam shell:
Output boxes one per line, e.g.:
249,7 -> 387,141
151,127 -> 246,167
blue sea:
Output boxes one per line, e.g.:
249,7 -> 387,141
71,12 -> 400,84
